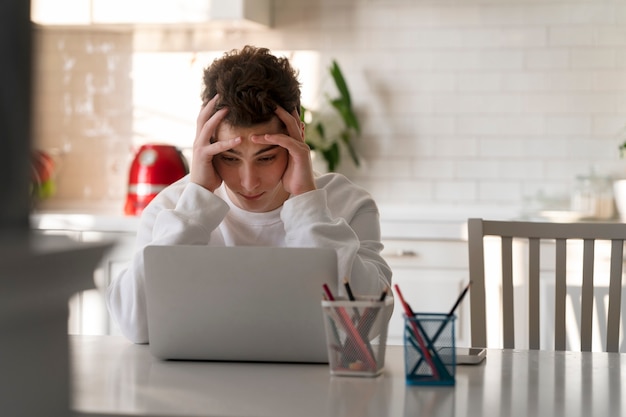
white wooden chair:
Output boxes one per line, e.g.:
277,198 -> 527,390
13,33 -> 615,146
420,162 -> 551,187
468,218 -> 626,352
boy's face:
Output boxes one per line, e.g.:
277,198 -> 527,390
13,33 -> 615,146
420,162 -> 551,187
213,117 -> 290,213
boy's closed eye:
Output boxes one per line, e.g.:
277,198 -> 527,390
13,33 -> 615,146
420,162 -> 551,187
257,154 -> 278,163
218,154 -> 240,163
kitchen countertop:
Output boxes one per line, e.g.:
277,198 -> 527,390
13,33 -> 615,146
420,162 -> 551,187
31,211 -> 140,233
30,203 -> 522,240
377,204 -> 520,240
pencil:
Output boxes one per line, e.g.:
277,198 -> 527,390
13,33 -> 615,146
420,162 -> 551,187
323,292 -> 343,347
447,281 -> 472,318
354,288 -> 387,342
322,283 -> 335,302
429,280 -> 472,345
357,287 -> 389,337
343,278 -> 361,321
343,278 -> 356,301
355,287 -> 389,338
393,284 -> 440,379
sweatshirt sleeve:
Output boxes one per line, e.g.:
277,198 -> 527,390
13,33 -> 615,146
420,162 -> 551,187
280,188 -> 392,298
106,181 -> 229,344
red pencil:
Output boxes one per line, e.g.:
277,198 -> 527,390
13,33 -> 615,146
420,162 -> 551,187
393,284 -> 440,379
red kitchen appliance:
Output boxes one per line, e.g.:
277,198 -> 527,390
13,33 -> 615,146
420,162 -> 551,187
124,144 -> 189,216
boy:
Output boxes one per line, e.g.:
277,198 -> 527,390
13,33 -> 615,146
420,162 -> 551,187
106,45 -> 392,343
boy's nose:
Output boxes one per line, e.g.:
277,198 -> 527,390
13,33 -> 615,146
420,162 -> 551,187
240,164 -> 260,191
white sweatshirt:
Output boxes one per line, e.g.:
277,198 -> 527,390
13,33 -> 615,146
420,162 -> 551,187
106,172 -> 392,343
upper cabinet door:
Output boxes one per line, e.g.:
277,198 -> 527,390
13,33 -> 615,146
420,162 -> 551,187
31,0 -> 93,25
91,0 -> 212,25
31,0 -> 271,28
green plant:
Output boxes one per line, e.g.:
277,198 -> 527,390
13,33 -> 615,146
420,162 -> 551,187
302,60 -> 361,172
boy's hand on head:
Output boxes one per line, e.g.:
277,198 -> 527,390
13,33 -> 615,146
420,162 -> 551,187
251,106 -> 316,196
191,95 -> 240,192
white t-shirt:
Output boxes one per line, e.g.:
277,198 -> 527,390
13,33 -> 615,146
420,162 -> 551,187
106,172 -> 392,343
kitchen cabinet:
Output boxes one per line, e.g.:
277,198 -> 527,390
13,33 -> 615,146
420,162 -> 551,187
31,219 -> 137,336
382,238 -> 470,346
80,231 -> 135,336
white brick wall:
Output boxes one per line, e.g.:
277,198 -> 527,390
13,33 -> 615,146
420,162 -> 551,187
34,0 -> 626,217
289,0 -> 626,212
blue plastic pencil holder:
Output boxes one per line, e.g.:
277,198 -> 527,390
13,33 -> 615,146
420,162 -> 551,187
403,312 -> 456,386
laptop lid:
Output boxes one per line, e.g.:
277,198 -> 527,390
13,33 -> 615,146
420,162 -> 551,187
144,245 -> 338,363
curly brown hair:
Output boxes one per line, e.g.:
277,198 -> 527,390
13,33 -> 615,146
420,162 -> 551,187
201,45 -> 301,127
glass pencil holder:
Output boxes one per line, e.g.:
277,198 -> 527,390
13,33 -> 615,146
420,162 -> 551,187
321,296 -> 394,377
403,313 -> 456,386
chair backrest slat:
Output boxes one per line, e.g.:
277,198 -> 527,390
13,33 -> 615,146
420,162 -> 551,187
528,238 -> 540,349
501,237 -> 514,349
607,240 -> 624,352
554,238 -> 567,351
468,219 -> 488,348
580,239 -> 595,352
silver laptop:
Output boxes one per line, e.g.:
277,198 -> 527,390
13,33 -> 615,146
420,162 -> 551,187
143,245 -> 338,363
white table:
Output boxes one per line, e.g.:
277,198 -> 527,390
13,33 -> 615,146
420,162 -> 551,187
71,335 -> 626,417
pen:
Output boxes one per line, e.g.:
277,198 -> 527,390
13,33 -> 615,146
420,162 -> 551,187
394,284 -> 440,379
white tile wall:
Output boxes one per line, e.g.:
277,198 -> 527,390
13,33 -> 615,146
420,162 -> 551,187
33,0 -> 626,218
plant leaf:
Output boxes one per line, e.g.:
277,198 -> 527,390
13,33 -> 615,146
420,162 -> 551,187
299,105 -> 307,122
330,98 -> 361,134
316,143 -> 339,172
340,131 -> 360,167
329,60 -> 351,107
329,61 -> 361,134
